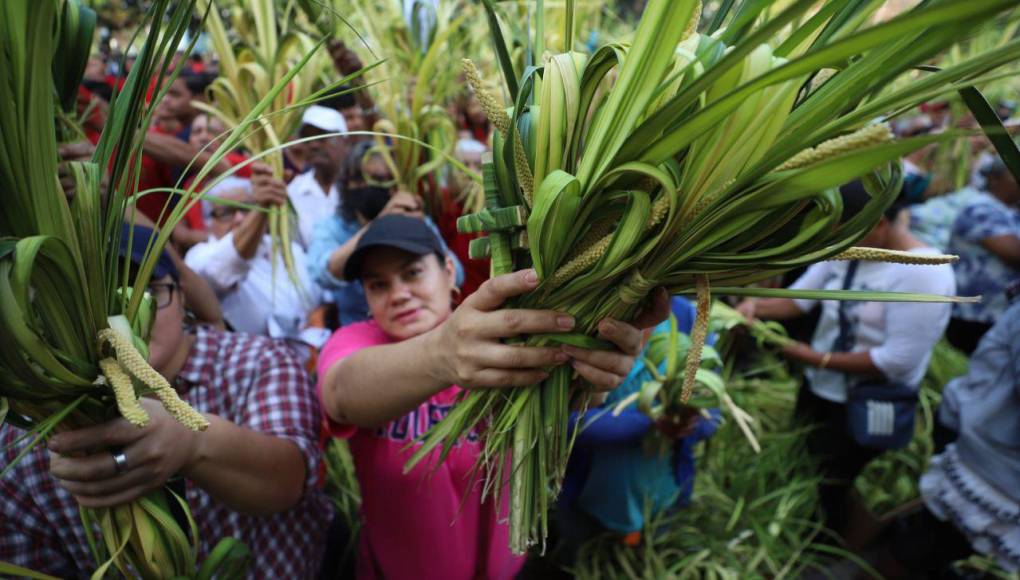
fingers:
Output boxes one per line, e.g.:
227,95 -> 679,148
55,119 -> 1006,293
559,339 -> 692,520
562,345 -> 634,383
471,309 -> 575,339
470,343 -> 569,370
250,162 -> 273,177
465,369 -> 551,388
57,141 -> 95,162
631,287 -> 670,330
465,269 -> 540,312
72,484 -> 152,509
55,463 -> 154,498
48,420 -> 146,457
595,318 -> 642,356
49,450 -> 119,482
570,358 -> 626,392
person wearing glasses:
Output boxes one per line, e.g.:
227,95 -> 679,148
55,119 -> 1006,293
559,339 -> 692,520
307,141 -> 463,327
184,164 -> 323,348
0,225 -> 332,577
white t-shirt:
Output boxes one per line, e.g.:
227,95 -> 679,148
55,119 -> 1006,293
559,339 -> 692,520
185,232 -> 322,343
790,247 -> 956,403
287,170 -> 340,249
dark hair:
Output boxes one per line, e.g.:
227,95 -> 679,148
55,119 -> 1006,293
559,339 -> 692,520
839,179 -> 905,223
340,140 -> 389,190
340,186 -> 391,223
180,70 -> 215,96
322,90 -> 358,111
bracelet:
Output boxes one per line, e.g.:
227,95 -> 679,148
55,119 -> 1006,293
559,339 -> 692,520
819,352 -> 832,369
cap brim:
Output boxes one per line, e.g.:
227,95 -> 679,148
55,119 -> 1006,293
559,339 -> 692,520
343,239 -> 437,281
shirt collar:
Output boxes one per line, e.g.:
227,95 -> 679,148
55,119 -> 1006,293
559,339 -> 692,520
176,325 -> 215,389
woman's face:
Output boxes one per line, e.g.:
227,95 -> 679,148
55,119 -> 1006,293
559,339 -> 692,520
189,114 -> 225,152
147,274 -> 186,372
361,247 -> 456,341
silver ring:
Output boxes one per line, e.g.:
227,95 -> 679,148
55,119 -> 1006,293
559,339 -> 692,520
111,450 -> 128,474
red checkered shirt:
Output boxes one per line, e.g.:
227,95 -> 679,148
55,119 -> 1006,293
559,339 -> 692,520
0,326 -> 332,578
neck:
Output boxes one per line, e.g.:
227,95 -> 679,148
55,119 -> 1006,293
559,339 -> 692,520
158,333 -> 196,383
315,167 -> 338,193
885,226 -> 923,251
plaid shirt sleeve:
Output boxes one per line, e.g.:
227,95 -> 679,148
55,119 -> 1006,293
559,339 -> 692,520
0,429 -> 82,578
235,337 -> 326,493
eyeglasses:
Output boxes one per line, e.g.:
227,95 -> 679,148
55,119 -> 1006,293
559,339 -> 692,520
148,282 -> 178,309
210,206 -> 249,222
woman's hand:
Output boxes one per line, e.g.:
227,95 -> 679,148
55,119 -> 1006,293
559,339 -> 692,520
379,191 -> 424,218
428,272 -> 671,392
562,287 -> 671,391
47,399 -> 202,509
427,269 -> 574,388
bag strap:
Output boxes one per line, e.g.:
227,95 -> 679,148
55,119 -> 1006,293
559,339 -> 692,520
831,260 -> 859,353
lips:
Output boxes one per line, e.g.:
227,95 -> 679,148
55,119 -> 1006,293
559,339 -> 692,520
393,308 -> 420,325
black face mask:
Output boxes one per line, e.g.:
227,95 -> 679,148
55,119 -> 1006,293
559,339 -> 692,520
341,186 -> 391,223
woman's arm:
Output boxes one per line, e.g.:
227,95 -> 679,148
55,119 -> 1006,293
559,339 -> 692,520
322,270 -> 665,429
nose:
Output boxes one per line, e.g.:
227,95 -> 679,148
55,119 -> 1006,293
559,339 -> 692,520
386,279 -> 413,306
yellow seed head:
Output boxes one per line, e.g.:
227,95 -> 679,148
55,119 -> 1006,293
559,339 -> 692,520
463,59 -> 510,136
680,275 -> 711,404
682,1 -> 702,41
646,194 -> 672,230
99,357 -> 149,427
549,232 -> 612,286
98,328 -> 209,431
778,123 -> 893,171
831,247 -> 959,265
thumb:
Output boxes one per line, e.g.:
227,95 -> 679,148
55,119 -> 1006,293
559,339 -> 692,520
465,269 -> 540,312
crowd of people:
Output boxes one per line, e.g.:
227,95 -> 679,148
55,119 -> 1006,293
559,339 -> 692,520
1,39 -> 1018,580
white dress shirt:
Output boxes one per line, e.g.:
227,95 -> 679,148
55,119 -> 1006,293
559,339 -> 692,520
287,169 -> 340,249
185,232 -> 322,343
790,247 -> 956,402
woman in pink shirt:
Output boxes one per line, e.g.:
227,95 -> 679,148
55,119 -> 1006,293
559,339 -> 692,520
317,215 -> 667,579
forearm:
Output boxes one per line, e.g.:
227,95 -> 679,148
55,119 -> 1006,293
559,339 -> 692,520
184,414 -> 307,515
753,297 -> 804,320
143,132 -> 230,174
803,349 -> 884,378
324,330 -> 447,428
170,222 -> 209,251
326,229 -> 365,279
232,212 -> 268,260
176,261 -> 224,329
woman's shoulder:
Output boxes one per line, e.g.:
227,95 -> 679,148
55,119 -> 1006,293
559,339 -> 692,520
317,321 -> 392,374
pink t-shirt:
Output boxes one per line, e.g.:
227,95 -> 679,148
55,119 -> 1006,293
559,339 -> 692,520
317,321 -> 524,580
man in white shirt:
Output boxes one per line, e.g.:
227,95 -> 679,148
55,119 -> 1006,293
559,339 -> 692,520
185,165 -> 322,347
737,182 -> 956,536
287,105 -> 348,248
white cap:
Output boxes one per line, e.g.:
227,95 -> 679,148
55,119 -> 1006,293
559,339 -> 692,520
301,105 -> 348,134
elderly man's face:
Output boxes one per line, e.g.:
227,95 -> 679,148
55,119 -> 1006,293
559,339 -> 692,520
301,125 -> 348,176
208,188 -> 252,239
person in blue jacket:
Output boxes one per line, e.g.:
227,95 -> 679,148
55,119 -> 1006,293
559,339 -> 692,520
554,296 -> 721,561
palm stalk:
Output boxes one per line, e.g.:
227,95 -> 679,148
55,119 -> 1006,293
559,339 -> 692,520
408,0 -> 1020,553
198,0 -> 329,278
307,0 -> 471,219
0,0 -> 341,575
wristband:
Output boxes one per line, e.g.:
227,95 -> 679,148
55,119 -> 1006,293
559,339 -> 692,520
819,352 -> 832,369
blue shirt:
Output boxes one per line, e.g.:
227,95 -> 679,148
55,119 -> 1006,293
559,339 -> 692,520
306,213 -> 464,326
947,192 -> 1020,323
938,299 -> 1020,502
561,302 -> 720,533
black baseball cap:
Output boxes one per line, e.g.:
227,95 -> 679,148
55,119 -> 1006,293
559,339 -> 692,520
120,223 -> 179,282
343,214 -> 445,281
